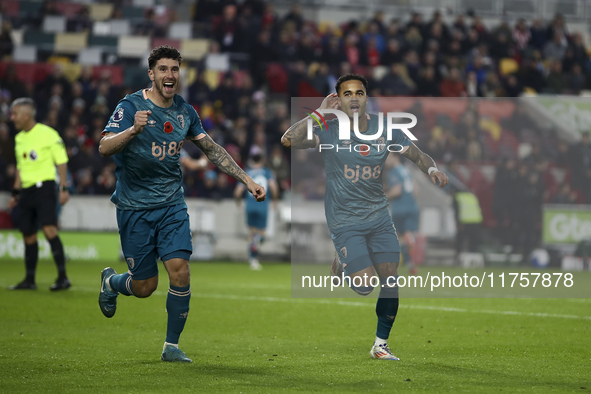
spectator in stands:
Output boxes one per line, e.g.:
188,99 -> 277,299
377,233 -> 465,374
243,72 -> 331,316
439,67 -> 467,97
309,63 -> 331,96
517,56 -> 546,93
569,64 -> 586,94
385,18 -> 404,43
416,66 -> 440,96
515,165 -> 544,261
381,63 -> 415,96
544,31 -> 568,62
297,32 -> 320,64
463,27 -> 481,55
404,50 -> 421,83
283,3 -> 304,31
512,18 -> 531,53
503,74 -> 524,97
551,183 -> 578,204
0,21 -> 14,59
492,158 -> 519,246
363,21 -> 386,55
545,60 -> 569,94
67,5 -> 91,33
381,38 -> 404,65
214,4 -> 243,52
321,35 -> 346,68
465,55 -> 488,85
268,144 -> 290,195
569,32 -> 589,68
489,31 -> 514,62
529,18 -> 547,51
405,26 -> 423,52
275,29 -> 298,64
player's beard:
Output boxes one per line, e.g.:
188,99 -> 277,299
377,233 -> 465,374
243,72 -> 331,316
155,79 -> 176,100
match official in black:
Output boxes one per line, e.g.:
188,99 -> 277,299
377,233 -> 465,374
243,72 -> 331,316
7,98 -> 71,291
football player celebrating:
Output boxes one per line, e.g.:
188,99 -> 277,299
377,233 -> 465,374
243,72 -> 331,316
98,45 -> 265,363
282,74 -> 448,360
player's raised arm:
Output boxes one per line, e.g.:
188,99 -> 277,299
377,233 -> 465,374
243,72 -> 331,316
281,93 -> 339,149
189,134 -> 266,201
99,110 -> 152,157
401,143 -> 449,187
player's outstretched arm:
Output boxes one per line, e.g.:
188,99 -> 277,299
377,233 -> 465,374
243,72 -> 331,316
190,134 -> 266,201
280,93 -> 339,149
99,110 -> 152,157
401,143 -> 449,188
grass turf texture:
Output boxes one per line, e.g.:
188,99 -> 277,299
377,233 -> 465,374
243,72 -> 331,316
0,259 -> 590,393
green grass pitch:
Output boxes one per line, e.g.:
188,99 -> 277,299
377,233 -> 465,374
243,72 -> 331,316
0,259 -> 590,393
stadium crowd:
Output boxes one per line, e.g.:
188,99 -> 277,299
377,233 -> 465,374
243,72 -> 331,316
0,0 -> 590,215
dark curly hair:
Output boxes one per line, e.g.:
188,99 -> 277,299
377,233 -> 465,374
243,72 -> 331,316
148,45 -> 183,70
335,73 -> 368,95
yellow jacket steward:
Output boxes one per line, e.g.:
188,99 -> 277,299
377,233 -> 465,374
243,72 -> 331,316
455,192 -> 483,224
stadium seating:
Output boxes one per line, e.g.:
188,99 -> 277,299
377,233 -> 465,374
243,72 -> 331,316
42,15 -> 66,33
89,3 -> 114,21
12,45 -> 37,63
54,32 -> 88,55
168,22 -> 193,40
117,36 -> 150,58
77,48 -> 103,65
180,38 -> 209,61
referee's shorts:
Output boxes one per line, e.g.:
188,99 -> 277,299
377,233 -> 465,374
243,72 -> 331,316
17,180 -> 58,235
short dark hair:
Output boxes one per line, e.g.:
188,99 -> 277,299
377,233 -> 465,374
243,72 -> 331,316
335,73 -> 368,95
148,45 -> 182,70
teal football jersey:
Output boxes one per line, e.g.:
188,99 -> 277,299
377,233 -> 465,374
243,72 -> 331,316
103,90 -> 206,210
386,164 -> 419,215
314,114 -> 411,229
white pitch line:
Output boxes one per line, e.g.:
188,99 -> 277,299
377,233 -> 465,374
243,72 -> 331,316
191,293 -> 591,320
4,283 -> 590,321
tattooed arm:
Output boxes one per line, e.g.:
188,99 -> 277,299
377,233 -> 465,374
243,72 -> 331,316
281,116 -> 320,149
401,142 -> 449,188
189,134 -> 266,201
281,93 -> 339,149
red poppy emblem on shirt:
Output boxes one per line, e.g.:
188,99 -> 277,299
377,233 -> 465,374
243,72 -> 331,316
164,121 -> 173,133
359,144 -> 370,156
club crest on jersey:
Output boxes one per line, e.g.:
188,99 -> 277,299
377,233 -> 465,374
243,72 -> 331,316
113,108 -> 124,121
376,137 -> 385,146
126,257 -> 135,269
340,246 -> 347,259
177,114 -> 185,129
164,121 -> 173,133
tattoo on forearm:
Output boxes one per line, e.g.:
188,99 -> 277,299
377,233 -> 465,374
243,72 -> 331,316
193,135 -> 248,183
403,143 -> 436,173
282,117 -> 317,149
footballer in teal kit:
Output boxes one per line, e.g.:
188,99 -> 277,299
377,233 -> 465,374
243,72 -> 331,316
282,74 -> 448,360
234,152 -> 279,270
98,45 -> 266,363
385,153 -> 421,274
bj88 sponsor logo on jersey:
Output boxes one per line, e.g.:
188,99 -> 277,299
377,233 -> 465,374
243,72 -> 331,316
152,140 -> 184,161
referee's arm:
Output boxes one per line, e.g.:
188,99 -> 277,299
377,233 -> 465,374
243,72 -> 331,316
8,170 -> 22,210
57,162 -> 69,205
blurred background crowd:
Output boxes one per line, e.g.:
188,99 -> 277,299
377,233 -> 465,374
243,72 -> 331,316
0,0 -> 590,253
